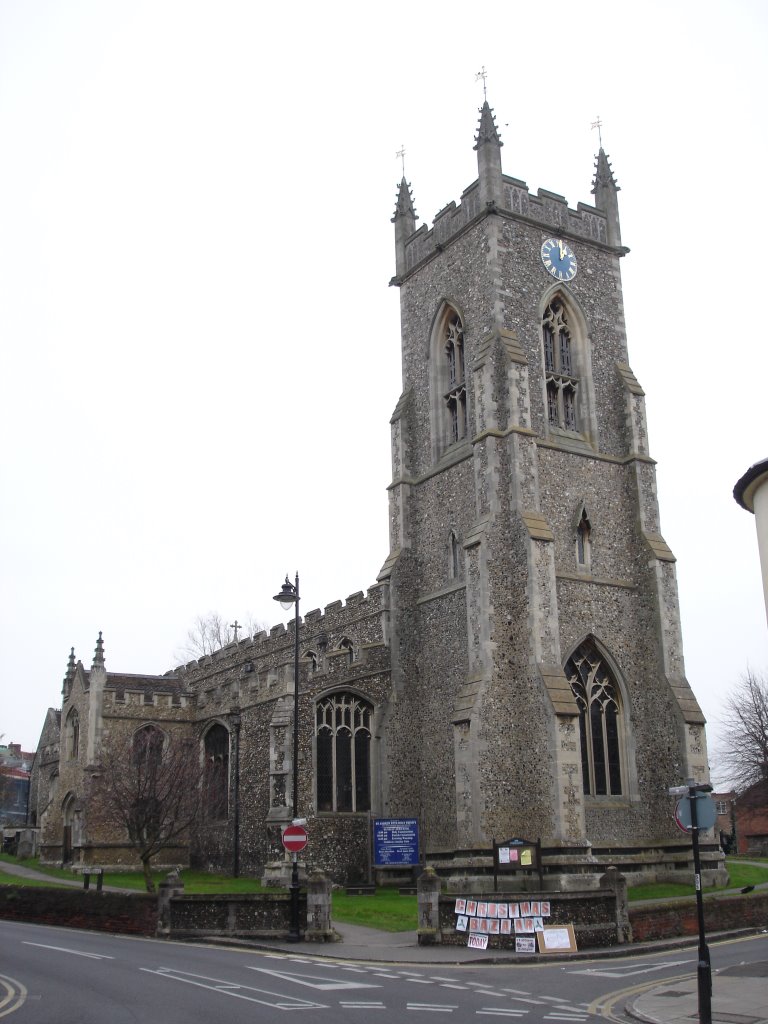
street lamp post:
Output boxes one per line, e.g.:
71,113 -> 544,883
273,572 -> 302,943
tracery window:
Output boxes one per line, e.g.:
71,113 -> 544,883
445,313 -> 467,443
543,299 -> 578,431
565,641 -> 623,796
66,709 -> 79,760
316,693 -> 372,813
203,724 -> 229,821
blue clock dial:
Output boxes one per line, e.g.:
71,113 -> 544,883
541,237 -> 577,282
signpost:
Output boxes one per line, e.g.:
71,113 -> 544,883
669,781 -> 713,1024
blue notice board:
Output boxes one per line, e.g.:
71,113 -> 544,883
373,818 -> 420,867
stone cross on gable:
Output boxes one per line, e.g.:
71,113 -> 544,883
230,620 -> 242,642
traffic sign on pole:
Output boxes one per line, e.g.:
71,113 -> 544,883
674,794 -> 717,833
282,824 -> 308,853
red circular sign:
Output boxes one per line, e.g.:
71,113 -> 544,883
282,824 -> 308,853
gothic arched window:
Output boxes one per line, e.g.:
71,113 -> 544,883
445,313 -> 467,443
565,641 -> 623,796
449,530 -> 462,580
543,299 -> 578,432
430,305 -> 469,458
304,650 -> 318,674
132,725 -> 164,774
338,638 -> 355,665
576,507 -> 591,568
316,693 -> 372,813
203,724 -> 230,822
66,709 -> 79,760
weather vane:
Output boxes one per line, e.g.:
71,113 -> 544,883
475,66 -> 488,101
591,115 -> 603,148
396,145 -> 406,177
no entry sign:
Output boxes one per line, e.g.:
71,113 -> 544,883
282,824 -> 308,853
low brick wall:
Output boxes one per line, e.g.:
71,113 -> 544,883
629,891 -> 768,942
167,892 -> 305,939
430,890 -> 621,949
0,885 -> 157,935
0,884 -> 308,941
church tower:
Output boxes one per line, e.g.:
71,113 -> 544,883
379,102 -> 713,883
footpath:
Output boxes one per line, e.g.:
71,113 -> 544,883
2,861 -> 767,1023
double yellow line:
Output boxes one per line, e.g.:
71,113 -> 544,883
588,971 -> 691,1024
0,976 -> 27,1019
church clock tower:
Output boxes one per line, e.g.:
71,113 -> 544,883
378,101 -> 713,883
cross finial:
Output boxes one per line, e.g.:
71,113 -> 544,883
230,619 -> 241,642
591,115 -> 603,148
475,66 -> 488,101
396,145 -> 406,177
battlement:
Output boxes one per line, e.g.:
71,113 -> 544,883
401,176 -> 608,277
173,581 -> 389,684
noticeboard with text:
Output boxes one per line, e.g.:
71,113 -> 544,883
373,818 -> 420,867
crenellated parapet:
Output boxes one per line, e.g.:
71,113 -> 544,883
171,582 -> 391,708
396,177 -> 612,282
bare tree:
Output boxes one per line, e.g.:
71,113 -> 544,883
715,668 -> 768,792
97,726 -> 202,892
175,611 -> 266,662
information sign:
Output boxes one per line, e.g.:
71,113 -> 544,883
373,818 -> 419,867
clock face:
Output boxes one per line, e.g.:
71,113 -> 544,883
541,238 -> 577,282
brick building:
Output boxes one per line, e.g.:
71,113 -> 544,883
31,100 -> 721,888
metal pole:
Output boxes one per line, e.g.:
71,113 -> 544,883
288,572 -> 301,943
231,711 -> 241,878
689,783 -> 712,1024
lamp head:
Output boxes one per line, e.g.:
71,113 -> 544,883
273,575 -> 298,611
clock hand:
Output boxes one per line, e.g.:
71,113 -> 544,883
558,241 -> 566,260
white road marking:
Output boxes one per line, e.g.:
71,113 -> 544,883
407,978 -> 436,984
22,942 -> 113,960
407,1004 -> 458,1013
140,967 -> 326,1010
476,1011 -> 528,1018
568,958 -> 691,979
439,984 -> 469,990
247,966 -> 379,991
340,1002 -> 386,1009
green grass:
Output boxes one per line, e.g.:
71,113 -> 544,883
332,888 -> 417,932
0,855 -> 273,894
628,858 -> 768,902
2,853 -> 765,916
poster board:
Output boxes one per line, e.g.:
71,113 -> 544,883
492,836 -> 543,888
536,924 -> 577,954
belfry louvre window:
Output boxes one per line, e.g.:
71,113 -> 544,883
316,693 -> 372,812
565,642 -> 623,796
445,314 -> 467,443
543,300 -> 578,431
203,724 -> 229,821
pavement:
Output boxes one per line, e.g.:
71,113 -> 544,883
3,860 -> 767,1023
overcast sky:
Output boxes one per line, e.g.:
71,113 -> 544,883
1,1 -> 766,784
